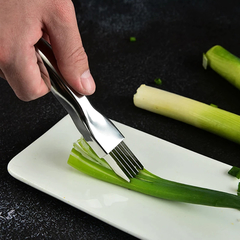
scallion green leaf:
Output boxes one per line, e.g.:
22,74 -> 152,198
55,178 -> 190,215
68,137 -> 240,210
228,166 -> 240,179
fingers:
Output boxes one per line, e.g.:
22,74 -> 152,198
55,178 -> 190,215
0,44 -> 50,101
0,0 -> 95,101
43,0 -> 96,95
0,1 -> 50,101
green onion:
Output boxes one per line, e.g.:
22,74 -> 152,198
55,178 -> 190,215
130,37 -> 136,42
228,166 -> 240,179
210,103 -> 218,108
68,138 -> 240,210
133,84 -> 240,144
203,45 -> 240,90
154,78 -> 162,85
228,167 -> 240,195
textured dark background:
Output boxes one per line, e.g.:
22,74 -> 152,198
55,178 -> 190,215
1,0 -> 240,239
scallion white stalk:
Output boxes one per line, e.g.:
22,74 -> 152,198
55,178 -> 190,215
133,84 -> 240,144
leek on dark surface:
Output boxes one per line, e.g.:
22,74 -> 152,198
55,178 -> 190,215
68,138 -> 240,210
134,84 -> 240,145
203,45 -> 240,90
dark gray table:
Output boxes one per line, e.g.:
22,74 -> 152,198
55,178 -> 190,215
1,1 -> 240,239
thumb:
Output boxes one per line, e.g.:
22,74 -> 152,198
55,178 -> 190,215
43,1 -> 95,95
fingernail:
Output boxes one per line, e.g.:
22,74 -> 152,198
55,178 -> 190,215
80,70 -> 95,94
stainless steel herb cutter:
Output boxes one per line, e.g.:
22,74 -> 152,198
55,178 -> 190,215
37,38 -> 143,182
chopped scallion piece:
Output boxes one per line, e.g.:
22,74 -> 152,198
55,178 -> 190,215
130,37 -> 136,42
210,103 -> 218,108
228,166 -> 240,179
154,78 -> 162,85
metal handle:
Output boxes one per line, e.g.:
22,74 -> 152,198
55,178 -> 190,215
36,38 -> 124,157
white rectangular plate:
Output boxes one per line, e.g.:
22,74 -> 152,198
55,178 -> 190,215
8,115 -> 240,240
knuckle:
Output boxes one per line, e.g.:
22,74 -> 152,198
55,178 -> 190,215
16,93 -> 32,102
52,0 -> 75,23
16,90 -> 40,102
14,82 -> 48,102
69,45 -> 88,65
13,88 -> 32,101
59,44 -> 88,69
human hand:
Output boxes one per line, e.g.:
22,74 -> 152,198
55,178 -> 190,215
0,0 -> 95,101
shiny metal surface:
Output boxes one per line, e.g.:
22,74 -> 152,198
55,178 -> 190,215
37,38 -> 143,182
